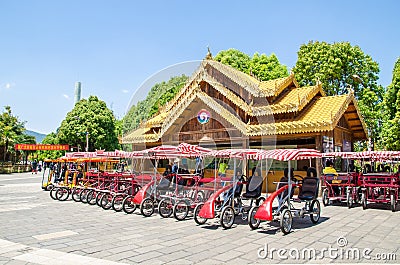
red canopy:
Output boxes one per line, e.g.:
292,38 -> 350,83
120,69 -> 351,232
322,152 -> 359,159
256,149 -> 321,161
177,143 -> 212,157
209,149 -> 260,159
355,151 -> 400,160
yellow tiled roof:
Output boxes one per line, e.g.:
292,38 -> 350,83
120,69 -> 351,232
206,60 -> 297,97
298,94 -> 349,123
247,94 -> 355,136
206,60 -> 262,96
271,85 -> 325,114
145,112 -> 169,127
121,127 -> 159,144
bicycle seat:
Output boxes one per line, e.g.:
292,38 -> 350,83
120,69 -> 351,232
242,174 -> 263,198
157,177 -> 172,190
298,177 -> 319,201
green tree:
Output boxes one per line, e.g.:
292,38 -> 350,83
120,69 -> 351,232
0,106 -> 26,162
36,133 -> 64,160
293,41 -> 380,97
381,57 -> 400,150
12,134 -> 36,164
123,75 -> 188,134
383,58 -> 400,120
250,53 -> 288,81
214,49 -> 251,74
214,49 -> 288,81
57,96 -> 119,151
293,41 -> 383,150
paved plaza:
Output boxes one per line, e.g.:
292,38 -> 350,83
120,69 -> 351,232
0,172 -> 399,264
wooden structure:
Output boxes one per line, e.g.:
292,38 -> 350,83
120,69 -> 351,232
122,54 -> 367,155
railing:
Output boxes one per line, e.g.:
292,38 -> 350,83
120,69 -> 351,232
0,164 -> 32,174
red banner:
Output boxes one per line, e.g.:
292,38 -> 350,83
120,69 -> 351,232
15,144 -> 69,151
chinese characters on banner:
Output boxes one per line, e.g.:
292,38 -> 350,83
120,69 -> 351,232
14,144 -> 69,151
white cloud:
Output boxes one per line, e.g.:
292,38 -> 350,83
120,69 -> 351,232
2,82 -> 15,89
62,94 -> 70,100
122,89 -> 129,94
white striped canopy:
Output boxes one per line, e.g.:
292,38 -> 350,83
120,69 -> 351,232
130,143 -> 213,159
322,152 -> 359,159
177,143 -> 212,157
323,151 -> 400,160
256,148 -> 322,161
209,149 -> 261,160
355,151 -> 400,160
144,145 -> 181,159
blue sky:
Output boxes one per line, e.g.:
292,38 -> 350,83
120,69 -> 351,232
0,0 -> 399,135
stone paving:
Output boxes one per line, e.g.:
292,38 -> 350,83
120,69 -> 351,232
0,172 -> 399,264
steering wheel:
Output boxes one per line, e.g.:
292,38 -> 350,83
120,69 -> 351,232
293,175 -> 304,184
236,174 -> 247,182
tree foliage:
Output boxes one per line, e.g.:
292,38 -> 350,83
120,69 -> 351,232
0,106 -> 27,162
214,49 -> 251,74
293,41 -> 383,150
214,49 -> 288,81
293,41 -> 380,97
36,132 -> 64,160
381,57 -> 400,150
57,96 -> 119,152
123,75 -> 188,134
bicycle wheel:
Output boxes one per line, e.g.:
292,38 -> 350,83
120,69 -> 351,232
71,188 -> 82,202
346,189 -> 353,209
50,186 -> 58,200
173,200 -> 189,221
140,198 -> 154,217
322,188 -> 329,206
101,193 -> 113,210
280,209 -> 293,235
194,203 -> 207,225
248,206 -> 260,230
361,190 -> 367,210
390,191 -> 396,212
80,189 -> 90,204
220,206 -> 235,229
96,192 -> 105,206
158,198 -> 174,218
122,195 -> 137,214
112,194 -> 125,212
56,187 -> 70,201
310,199 -> 321,224
86,190 -> 97,205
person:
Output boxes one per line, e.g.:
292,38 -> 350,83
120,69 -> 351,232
163,164 -> 172,176
323,160 -> 340,195
172,159 -> 179,174
31,160 -> 38,174
218,159 -> 228,178
323,160 -> 337,175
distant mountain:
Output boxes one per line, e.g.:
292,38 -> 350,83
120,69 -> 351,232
25,130 -> 46,143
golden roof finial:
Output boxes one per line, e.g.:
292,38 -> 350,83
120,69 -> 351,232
205,46 -> 213,60
347,84 -> 354,95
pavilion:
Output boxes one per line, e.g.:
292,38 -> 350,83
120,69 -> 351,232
122,52 -> 367,189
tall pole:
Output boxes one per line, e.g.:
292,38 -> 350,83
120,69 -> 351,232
85,131 -> 89,152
